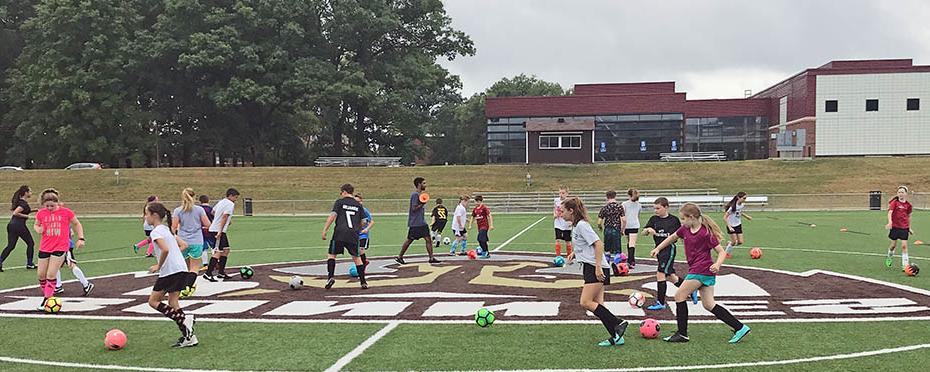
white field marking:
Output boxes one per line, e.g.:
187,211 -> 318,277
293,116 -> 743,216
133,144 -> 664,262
0,356 -> 258,372
493,216 -> 547,252
324,321 -> 399,372
467,343 -> 930,372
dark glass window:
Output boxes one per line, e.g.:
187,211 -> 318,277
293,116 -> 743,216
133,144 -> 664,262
907,98 -> 920,111
825,100 -> 838,112
866,99 -> 879,112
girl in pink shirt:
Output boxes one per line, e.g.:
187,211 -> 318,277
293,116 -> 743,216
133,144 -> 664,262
33,189 -> 85,310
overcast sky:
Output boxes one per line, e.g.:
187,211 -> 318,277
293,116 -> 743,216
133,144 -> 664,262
439,0 -> 930,98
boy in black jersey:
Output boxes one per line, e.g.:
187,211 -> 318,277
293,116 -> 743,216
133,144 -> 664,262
642,197 -> 697,310
321,184 -> 367,290
430,199 -> 449,248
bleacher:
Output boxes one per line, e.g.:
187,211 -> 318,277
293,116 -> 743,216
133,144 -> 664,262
475,189 -> 767,213
659,151 -> 726,162
314,156 -> 402,167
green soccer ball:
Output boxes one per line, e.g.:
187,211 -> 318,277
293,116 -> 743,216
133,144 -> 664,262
239,266 -> 254,279
475,308 -> 495,328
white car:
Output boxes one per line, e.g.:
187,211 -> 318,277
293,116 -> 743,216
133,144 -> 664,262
65,162 -> 102,170
0,166 -> 24,172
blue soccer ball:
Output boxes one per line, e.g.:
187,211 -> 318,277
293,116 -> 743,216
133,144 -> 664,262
553,256 -> 566,267
348,265 -> 359,277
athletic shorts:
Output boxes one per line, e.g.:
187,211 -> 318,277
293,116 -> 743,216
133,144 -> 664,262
454,228 -> 467,237
431,221 -> 447,233
685,273 -> 716,287
477,229 -> 489,243
38,251 -> 66,259
153,271 -> 188,293
555,228 -> 572,241
329,240 -> 360,257
656,244 -> 676,275
582,262 -> 611,285
203,234 -> 216,250
183,244 -> 204,260
889,228 -> 910,241
407,225 -> 430,241
604,227 -> 622,253
211,232 -> 230,250
727,225 -> 743,235
65,248 -> 78,265
359,238 -> 369,250
624,228 -> 639,235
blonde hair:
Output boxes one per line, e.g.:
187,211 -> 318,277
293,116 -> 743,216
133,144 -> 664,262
40,188 -> 60,203
181,188 -> 196,212
561,196 -> 588,226
679,203 -> 724,241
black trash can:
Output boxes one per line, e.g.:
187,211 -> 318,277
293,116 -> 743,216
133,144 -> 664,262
244,197 -> 253,216
869,191 -> 882,211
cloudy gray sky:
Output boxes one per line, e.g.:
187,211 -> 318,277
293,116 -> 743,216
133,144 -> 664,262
440,0 -> 930,98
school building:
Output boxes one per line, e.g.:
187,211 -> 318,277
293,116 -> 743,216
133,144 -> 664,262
484,59 -> 930,164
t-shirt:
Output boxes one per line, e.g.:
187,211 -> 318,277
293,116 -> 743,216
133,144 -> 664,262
209,198 -> 235,233
553,197 -> 571,230
431,205 -> 449,223
10,199 -> 30,225
359,207 -> 373,240
726,203 -> 745,227
35,207 -> 75,253
331,197 -> 363,243
408,192 -> 427,227
597,201 -> 624,229
675,225 -> 720,276
472,205 -> 491,230
645,214 -> 682,246
173,205 -> 206,245
149,224 -> 188,278
572,220 -> 608,268
890,199 -> 913,229
621,200 -> 641,229
453,204 -> 468,231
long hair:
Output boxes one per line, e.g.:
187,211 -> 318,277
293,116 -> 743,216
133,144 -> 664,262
40,188 -> 60,204
146,202 -> 172,224
143,195 -> 158,214
725,191 -> 748,213
10,185 -> 29,211
679,203 -> 724,241
627,188 -> 639,202
892,186 -> 910,202
561,196 -> 588,226
181,188 -> 196,212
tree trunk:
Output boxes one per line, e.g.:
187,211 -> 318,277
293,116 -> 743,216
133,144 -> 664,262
354,103 -> 368,155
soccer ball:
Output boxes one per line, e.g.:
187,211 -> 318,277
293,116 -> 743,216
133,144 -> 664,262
239,266 -> 254,279
179,284 -> 197,298
475,308 -> 495,327
628,292 -> 646,308
105,329 -> 127,350
640,318 -> 661,339
750,247 -> 763,259
289,275 -> 304,289
616,262 -> 630,276
443,237 -> 451,245
44,297 -> 62,313
906,263 -> 920,276
349,265 -> 359,277
553,256 -> 566,267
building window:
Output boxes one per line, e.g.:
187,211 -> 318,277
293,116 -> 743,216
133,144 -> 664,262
866,99 -> 879,112
907,98 -> 920,111
825,100 -> 838,112
539,134 -> 582,150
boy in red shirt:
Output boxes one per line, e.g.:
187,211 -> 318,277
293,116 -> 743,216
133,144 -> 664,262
885,186 -> 914,269
470,195 -> 494,259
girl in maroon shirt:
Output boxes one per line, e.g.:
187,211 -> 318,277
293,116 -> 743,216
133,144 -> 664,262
885,186 -> 914,269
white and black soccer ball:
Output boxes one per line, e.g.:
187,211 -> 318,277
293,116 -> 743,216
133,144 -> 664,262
442,237 -> 451,245
289,275 -> 304,290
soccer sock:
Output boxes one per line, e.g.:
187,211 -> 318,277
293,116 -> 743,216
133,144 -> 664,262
887,249 -> 895,257
462,239 -> 468,253
450,240 -> 458,253
327,258 -> 336,279
627,246 -> 636,264
72,266 -> 89,287
555,242 -> 562,256
567,243 -> 573,257
674,277 -> 684,287
206,257 -> 218,276
217,256 -> 228,275
56,271 -> 62,288
710,304 -> 744,331
155,303 -> 187,333
136,238 -> 150,248
675,301 -> 689,336
356,264 -> 366,283
725,242 -> 734,254
903,252 -> 910,267
201,250 -> 210,266
657,281 -> 667,304
145,242 -> 155,256
39,279 -> 50,298
360,254 -> 368,267
592,304 -> 620,338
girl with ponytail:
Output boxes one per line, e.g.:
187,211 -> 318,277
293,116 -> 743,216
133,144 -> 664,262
145,202 -> 197,347
0,185 -> 35,271
723,192 -> 752,258
133,195 -> 160,256
171,188 -> 211,295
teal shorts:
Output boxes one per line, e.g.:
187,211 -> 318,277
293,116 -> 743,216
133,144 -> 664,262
182,244 -> 204,260
685,274 -> 716,287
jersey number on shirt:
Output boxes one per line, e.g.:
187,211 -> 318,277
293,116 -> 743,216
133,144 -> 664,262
345,211 -> 356,228
437,209 -> 447,219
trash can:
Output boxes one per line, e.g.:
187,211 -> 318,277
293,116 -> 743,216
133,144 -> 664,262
869,191 -> 882,211
244,197 -> 253,216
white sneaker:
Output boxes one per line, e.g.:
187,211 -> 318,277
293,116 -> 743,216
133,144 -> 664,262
179,334 -> 199,347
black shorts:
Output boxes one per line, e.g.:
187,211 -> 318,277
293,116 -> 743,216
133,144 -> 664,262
656,244 -> 677,275
727,225 -> 743,234
604,227 -> 622,253
582,262 -> 611,285
329,239 -> 360,257
65,248 -> 77,265
555,228 -> 572,241
407,225 -> 430,241
211,232 -> 230,250
38,251 -> 66,259
624,228 -> 639,235
153,271 -> 188,293
431,221 -> 447,233
889,228 -> 910,241
478,229 -> 489,243
359,238 -> 369,250
454,228 -> 467,237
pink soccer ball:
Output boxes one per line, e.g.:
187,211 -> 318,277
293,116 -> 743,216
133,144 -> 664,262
640,318 -> 661,339
105,328 -> 127,350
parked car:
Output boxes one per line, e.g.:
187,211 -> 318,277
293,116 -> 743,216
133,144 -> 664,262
65,162 -> 102,170
0,166 -> 24,172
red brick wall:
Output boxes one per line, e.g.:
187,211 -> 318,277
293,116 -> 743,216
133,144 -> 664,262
573,82 -> 676,95
684,98 -> 770,117
486,93 -> 687,118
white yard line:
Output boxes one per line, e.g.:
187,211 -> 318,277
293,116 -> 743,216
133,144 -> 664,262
493,217 -> 547,252
0,356 -> 254,372
323,321 -> 399,372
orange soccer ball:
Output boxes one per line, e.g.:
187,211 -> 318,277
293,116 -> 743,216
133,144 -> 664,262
749,247 -> 763,259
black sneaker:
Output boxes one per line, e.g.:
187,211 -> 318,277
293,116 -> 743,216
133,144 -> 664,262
217,273 -> 232,280
202,274 -> 217,282
83,282 -> 95,296
457,252 -> 467,256
614,320 -> 629,338
54,286 -> 64,295
25,264 -> 37,270
0,265 -> 4,272
324,278 -> 336,290
360,281 -> 369,290
428,258 -> 441,264
663,332 -> 690,343
394,257 -> 406,265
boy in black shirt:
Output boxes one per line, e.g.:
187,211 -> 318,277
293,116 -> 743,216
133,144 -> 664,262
321,184 -> 367,290
430,199 -> 449,248
642,197 -> 696,310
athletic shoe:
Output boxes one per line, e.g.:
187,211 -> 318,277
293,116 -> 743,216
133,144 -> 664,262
597,335 -> 625,347
394,257 -> 406,265
172,336 -> 186,348
457,252 -> 467,256
131,244 -> 139,255
360,282 -> 369,290
885,257 -> 893,267
480,253 -> 491,259
83,282 -> 95,297
646,302 -> 667,311
179,334 -> 199,348
54,286 -> 63,295
144,253 -> 154,258
201,274 -> 217,282
428,258 -> 441,264
217,273 -> 232,280
182,314 -> 195,337
664,332 -> 690,343
198,265 -> 208,272
614,320 -> 629,338
691,290 -> 699,304
324,278 -> 336,290
729,325 -> 751,344
448,251 -> 456,256
37,299 -> 45,312
26,264 -> 37,270
0,265 -> 3,272
726,253 -> 733,259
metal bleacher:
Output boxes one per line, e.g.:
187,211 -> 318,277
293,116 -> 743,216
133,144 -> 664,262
659,151 -> 726,162
474,189 -> 767,213
314,156 -> 402,167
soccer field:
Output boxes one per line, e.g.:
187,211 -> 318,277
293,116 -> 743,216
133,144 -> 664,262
1,211 -> 930,371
